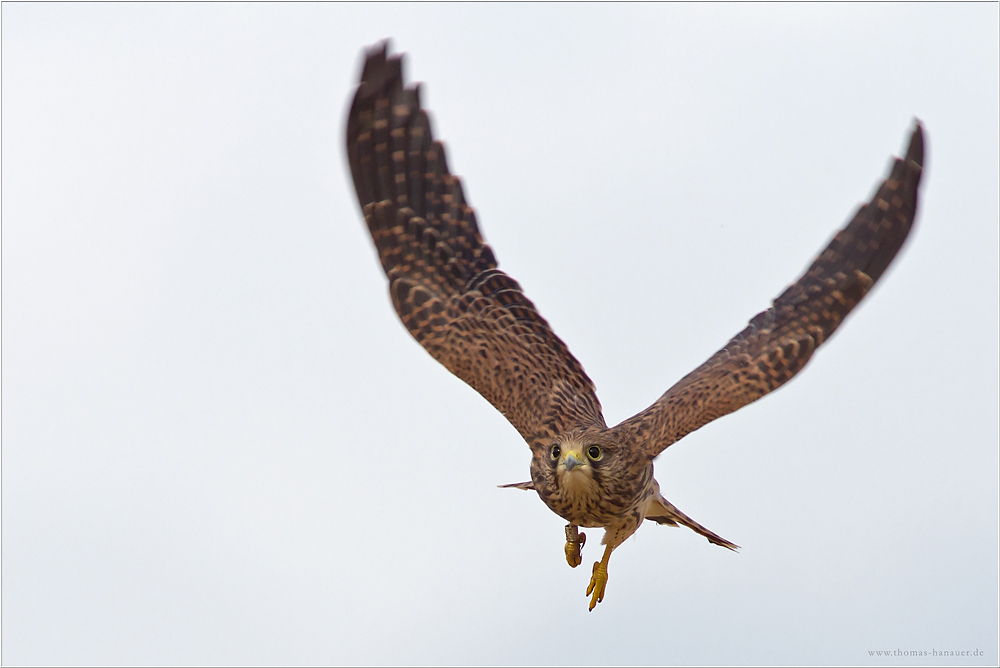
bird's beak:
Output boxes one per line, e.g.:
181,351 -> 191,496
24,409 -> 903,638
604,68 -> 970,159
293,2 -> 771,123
563,450 -> 584,472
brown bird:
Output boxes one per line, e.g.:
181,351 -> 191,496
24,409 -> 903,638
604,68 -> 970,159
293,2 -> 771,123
345,43 -> 924,610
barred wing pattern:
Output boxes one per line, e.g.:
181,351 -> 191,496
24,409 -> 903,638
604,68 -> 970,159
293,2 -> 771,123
346,44 -> 605,444
614,125 -> 924,458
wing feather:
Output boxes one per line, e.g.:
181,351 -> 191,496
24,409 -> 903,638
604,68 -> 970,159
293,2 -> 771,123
614,124 -> 925,458
347,43 -> 605,444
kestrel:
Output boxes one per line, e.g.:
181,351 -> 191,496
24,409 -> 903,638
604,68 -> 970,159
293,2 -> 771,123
346,43 -> 924,610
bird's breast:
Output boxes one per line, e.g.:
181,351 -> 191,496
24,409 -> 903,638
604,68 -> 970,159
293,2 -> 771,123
540,468 -> 649,528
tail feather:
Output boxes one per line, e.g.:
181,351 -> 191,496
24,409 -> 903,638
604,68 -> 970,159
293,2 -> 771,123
497,480 -> 534,491
646,489 -> 740,551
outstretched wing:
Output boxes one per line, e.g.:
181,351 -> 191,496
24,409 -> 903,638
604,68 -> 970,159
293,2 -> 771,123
346,43 -> 605,444
614,124 -> 925,458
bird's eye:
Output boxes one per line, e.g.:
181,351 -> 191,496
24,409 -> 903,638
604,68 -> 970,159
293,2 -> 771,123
587,445 -> 602,461
550,445 -> 561,460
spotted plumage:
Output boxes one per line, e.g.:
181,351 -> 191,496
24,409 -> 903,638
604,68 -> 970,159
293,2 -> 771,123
346,43 -> 924,610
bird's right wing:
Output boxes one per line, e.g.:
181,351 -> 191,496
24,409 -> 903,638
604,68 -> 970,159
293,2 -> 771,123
346,43 -> 606,445
613,124 -> 925,459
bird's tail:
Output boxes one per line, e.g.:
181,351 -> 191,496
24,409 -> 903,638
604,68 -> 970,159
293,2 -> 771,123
645,488 -> 740,551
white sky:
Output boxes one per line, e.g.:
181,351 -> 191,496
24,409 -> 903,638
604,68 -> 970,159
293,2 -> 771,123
2,3 -> 997,666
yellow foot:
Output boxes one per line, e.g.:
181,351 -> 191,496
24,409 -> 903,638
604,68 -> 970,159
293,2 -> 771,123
586,560 -> 608,611
564,525 -> 586,568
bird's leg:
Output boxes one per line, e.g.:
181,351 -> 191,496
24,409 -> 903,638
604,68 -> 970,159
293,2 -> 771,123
564,524 -> 586,568
586,544 -> 614,611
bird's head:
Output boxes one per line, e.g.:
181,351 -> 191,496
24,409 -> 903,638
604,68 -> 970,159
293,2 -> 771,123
549,436 -> 606,486
531,427 -> 647,524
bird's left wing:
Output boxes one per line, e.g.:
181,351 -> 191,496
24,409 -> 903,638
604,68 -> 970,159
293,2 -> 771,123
346,43 -> 605,444
613,124 -> 925,459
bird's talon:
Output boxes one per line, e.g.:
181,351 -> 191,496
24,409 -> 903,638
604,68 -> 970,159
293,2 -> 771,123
587,560 -> 608,611
565,542 -> 582,568
564,526 -> 586,568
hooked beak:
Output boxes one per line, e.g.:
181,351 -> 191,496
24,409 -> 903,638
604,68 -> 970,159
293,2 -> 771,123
563,450 -> 584,472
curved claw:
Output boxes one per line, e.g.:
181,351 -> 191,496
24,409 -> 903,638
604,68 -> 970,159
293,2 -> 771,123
564,525 -> 586,568
586,544 -> 614,611
586,560 -> 608,611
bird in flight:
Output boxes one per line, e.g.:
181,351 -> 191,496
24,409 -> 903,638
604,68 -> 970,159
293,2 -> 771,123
345,42 -> 924,610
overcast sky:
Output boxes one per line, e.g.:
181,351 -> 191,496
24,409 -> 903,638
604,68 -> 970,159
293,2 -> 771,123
3,3 -> 998,666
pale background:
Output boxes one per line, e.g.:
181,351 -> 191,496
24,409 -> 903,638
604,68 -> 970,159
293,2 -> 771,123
2,3 -> 997,666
